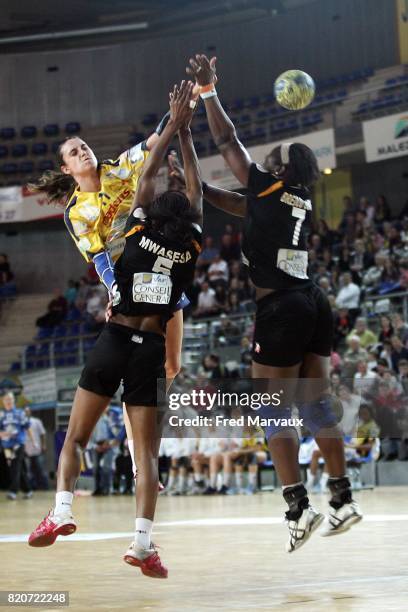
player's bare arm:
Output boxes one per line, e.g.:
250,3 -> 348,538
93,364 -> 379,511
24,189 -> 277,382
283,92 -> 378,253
186,54 -> 252,188
134,80 -> 194,211
169,151 -> 246,217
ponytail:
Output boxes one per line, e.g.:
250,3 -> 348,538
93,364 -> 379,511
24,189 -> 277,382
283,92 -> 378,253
284,143 -> 320,189
27,137 -> 76,205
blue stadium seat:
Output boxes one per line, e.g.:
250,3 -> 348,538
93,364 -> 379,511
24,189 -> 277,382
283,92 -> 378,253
36,328 -> 53,340
38,159 -> 55,172
0,128 -> 16,140
399,75 -> 408,83
25,344 -> 36,357
237,114 -> 251,126
245,96 -> 260,109
11,144 -> 28,158
54,325 -> 67,338
141,113 -> 158,127
32,142 -> 47,156
65,122 -> 81,134
0,163 -> 18,174
256,110 -> 268,121
0,145 -> 8,158
10,361 -> 21,372
19,161 -> 34,174
66,307 -> 81,321
254,127 -> 266,139
70,323 -> 80,336
21,126 -> 37,138
43,124 -> 59,137
51,141 -> 62,154
229,99 -> 245,112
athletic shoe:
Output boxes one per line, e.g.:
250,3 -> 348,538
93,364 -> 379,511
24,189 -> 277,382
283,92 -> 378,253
6,492 -> 17,500
243,485 -> 257,495
285,505 -> 324,553
28,510 -> 77,547
23,491 -> 33,499
123,541 -> 168,579
320,501 -> 363,537
203,486 -> 217,495
218,485 -> 229,495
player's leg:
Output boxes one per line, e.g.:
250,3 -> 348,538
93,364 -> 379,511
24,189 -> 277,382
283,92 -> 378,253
123,403 -> 167,578
300,352 -> 362,535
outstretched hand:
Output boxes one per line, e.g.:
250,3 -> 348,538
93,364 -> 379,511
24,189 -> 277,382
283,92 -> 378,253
186,54 -> 217,87
168,151 -> 186,188
169,80 -> 195,130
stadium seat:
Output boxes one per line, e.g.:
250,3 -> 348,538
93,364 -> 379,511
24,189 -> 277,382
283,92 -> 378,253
32,142 -> 48,155
0,127 -> 16,140
36,328 -> 53,340
54,325 -> 67,338
0,163 -> 18,174
229,99 -> 244,112
21,126 -> 37,138
43,123 -> 59,137
0,145 -> 8,158
10,361 -> 21,372
11,144 -> 28,158
38,159 -> 55,172
194,141 -> 206,155
18,161 -> 34,174
65,122 -> 81,134
245,96 -> 260,109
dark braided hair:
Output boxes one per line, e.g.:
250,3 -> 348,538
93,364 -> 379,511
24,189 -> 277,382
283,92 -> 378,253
144,190 -> 200,248
27,137 -> 77,205
270,143 -> 320,189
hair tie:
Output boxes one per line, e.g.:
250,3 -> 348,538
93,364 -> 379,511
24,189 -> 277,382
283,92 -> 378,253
281,142 -> 292,165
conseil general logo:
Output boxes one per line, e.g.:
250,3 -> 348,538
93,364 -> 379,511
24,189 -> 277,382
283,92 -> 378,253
394,116 -> 408,139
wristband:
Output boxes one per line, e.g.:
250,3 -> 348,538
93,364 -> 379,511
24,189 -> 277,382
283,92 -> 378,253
200,87 -> 217,100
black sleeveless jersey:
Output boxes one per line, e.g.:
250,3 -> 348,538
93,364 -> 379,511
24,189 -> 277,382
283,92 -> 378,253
242,163 -> 313,290
112,208 -> 201,321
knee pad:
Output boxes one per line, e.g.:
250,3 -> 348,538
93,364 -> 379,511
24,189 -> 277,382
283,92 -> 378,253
298,395 -> 342,436
257,405 -> 295,441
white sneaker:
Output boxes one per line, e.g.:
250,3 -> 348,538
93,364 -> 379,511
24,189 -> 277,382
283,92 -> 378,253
285,505 -> 324,553
7,492 -> 17,500
23,491 -> 33,499
320,501 -> 363,537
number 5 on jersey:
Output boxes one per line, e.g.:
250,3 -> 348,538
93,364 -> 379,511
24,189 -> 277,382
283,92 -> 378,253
152,255 -> 174,275
291,208 -> 306,246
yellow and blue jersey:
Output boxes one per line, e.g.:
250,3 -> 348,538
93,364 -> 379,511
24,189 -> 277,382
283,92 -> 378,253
64,142 -> 149,264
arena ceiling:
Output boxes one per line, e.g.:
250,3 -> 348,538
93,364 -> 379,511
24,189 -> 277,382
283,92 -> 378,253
0,0 -> 320,52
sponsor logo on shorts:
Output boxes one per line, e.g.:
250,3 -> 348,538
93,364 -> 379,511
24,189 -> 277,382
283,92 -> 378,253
131,334 -> 143,344
254,342 -> 261,353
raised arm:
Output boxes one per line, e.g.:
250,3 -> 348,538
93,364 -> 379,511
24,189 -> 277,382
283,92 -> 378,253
186,54 -> 252,188
134,81 -> 195,211
177,127 -> 203,223
168,151 -> 246,217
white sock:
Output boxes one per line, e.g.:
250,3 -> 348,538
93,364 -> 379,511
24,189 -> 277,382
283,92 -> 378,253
235,472 -> 243,489
321,472 -> 329,490
223,472 -> 231,487
54,491 -> 73,515
178,475 -> 186,492
194,473 -> 203,483
128,439 -> 137,477
248,472 -> 257,487
167,473 -> 176,489
187,474 -> 194,489
306,469 -> 315,488
135,518 -> 153,550
210,473 -> 217,488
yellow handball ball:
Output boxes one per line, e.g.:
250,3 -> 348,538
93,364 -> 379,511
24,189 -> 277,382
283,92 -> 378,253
274,70 -> 316,110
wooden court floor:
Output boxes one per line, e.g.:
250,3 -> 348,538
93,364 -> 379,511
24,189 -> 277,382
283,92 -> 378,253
1,487 -> 408,612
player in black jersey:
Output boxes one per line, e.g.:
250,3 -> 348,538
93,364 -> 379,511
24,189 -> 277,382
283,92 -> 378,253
186,54 -> 362,552
29,81 -> 203,577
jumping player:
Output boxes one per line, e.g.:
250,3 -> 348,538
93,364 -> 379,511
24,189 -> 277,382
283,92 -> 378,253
29,113 -> 186,475
29,81 -> 202,578
185,54 -> 362,552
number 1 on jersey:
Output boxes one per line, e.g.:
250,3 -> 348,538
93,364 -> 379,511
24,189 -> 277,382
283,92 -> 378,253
291,208 -> 306,246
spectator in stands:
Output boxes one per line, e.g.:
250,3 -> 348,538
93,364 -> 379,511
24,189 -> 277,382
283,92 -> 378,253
74,277 -> 92,311
391,313 -> 408,345
0,253 -> 14,285
316,219 -> 335,249
338,384 -> 361,437
358,196 -> 375,224
197,236 -> 219,267
333,306 -> 352,350
343,336 -> 368,378
347,316 -> 378,349
228,290 -> 247,315
374,195 -> 391,224
91,408 -> 119,496
194,281 -> 219,318
338,196 -> 356,231
390,335 -> 408,373
397,359 -> 408,394
362,252 -> 386,294
207,253 -> 229,287
219,233 -> 241,263
0,392 -> 32,500
378,315 -> 394,343
353,360 -> 378,397
213,284 -> 229,313
36,289 -> 68,328
380,340 -> 393,370
349,239 -> 373,282
64,280 -> 78,307
214,314 -> 241,347
85,287 -> 107,330
113,439 -> 133,495
24,407 -> 49,490
379,257 -> 400,291
335,272 -> 360,323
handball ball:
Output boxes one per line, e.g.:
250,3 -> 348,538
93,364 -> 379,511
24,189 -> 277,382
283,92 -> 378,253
274,70 -> 315,110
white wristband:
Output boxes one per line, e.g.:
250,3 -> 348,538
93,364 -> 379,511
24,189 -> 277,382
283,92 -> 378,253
200,88 -> 217,100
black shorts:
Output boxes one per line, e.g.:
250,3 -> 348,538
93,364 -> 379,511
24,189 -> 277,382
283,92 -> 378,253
252,284 -> 333,367
79,322 -> 165,406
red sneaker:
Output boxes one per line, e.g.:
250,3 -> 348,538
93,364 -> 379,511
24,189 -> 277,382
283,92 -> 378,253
123,542 -> 168,579
28,511 -> 77,547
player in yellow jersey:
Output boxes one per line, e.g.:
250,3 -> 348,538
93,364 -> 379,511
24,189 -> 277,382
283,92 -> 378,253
29,116 -> 185,475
